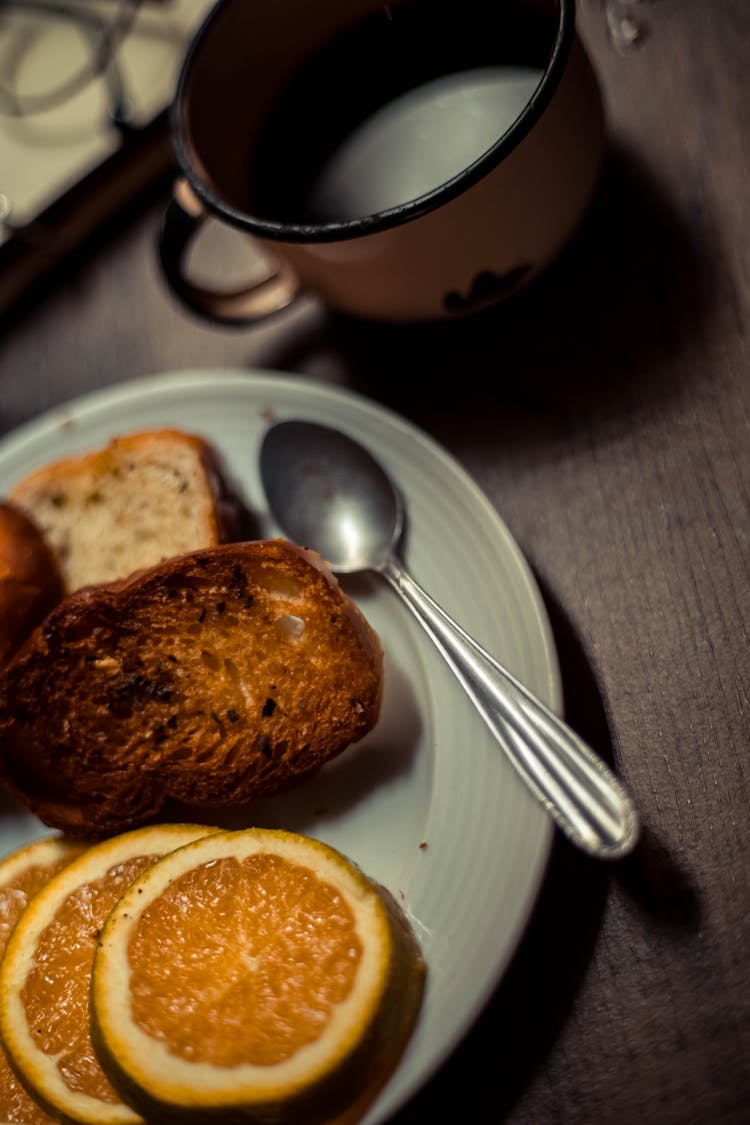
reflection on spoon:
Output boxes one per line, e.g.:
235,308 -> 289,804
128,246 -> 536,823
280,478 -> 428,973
259,420 -> 640,861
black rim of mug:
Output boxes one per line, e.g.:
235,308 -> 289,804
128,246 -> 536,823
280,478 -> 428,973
170,0 -> 576,245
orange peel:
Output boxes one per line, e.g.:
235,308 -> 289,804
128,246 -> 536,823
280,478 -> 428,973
0,833 -> 88,1124
91,828 -> 426,1125
0,823 -> 218,1124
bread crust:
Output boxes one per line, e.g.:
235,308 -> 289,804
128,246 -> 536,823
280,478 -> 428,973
8,428 -> 246,593
0,501 -> 64,669
0,540 -> 382,837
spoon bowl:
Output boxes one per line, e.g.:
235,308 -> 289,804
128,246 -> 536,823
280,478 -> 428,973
261,421 -> 403,573
260,419 -> 640,860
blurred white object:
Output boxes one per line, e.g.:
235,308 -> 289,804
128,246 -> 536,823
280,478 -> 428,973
587,0 -> 654,55
0,0 -> 213,238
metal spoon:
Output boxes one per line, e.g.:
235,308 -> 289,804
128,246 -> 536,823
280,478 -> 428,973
259,419 -> 640,860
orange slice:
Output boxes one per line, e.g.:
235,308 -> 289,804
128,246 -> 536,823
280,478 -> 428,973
0,834 -> 89,1125
0,823 -> 219,1125
91,828 -> 426,1125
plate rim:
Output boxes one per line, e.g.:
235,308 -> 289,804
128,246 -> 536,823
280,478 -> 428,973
0,366 -> 561,1122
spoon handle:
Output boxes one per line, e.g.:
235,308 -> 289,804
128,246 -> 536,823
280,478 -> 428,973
382,557 -> 639,860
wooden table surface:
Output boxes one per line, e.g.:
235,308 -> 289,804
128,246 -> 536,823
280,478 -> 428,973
0,1 -> 748,1122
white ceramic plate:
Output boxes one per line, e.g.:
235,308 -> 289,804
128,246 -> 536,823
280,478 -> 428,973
0,369 -> 560,1123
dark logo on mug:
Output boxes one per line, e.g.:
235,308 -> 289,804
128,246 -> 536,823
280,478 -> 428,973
443,264 -> 532,314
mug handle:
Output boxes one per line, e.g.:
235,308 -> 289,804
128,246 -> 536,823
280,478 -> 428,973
158,179 -> 301,323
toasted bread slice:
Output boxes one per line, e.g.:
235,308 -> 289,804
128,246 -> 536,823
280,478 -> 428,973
0,539 -> 383,837
9,428 -> 240,594
0,500 -> 64,669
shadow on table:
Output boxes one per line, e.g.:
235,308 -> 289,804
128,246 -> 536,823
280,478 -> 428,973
387,572 -> 702,1124
267,139 -> 720,438
538,577 -> 703,938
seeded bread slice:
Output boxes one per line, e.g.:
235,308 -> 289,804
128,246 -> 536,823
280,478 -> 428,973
0,539 -> 383,837
9,429 -> 239,594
